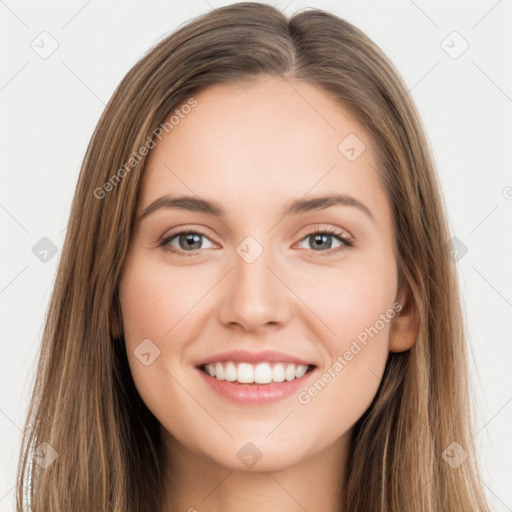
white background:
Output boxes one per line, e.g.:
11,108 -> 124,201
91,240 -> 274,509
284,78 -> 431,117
1,1 -> 511,510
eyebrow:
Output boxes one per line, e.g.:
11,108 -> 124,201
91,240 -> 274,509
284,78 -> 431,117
138,193 -> 375,223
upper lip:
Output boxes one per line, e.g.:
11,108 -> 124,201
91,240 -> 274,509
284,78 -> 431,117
195,350 -> 317,367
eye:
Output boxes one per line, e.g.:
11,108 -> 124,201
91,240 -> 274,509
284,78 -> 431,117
296,227 -> 354,256
159,229 -> 214,257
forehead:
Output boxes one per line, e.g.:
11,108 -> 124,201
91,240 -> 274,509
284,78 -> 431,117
138,76 -> 388,223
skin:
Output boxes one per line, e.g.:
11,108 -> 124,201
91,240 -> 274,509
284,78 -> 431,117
118,75 -> 417,512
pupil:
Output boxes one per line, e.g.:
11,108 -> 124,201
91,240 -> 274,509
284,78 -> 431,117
311,234 -> 331,250
180,233 -> 201,250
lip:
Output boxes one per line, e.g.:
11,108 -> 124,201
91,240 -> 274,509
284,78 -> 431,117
194,349 -> 316,367
197,369 -> 316,404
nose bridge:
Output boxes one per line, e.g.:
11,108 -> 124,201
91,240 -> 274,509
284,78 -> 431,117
235,240 -> 273,291
218,234 -> 289,330
233,234 -> 278,303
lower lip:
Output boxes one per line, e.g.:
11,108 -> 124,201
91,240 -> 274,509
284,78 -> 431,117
196,367 -> 316,404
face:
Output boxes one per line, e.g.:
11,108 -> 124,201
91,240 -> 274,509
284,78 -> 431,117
118,75 -> 413,473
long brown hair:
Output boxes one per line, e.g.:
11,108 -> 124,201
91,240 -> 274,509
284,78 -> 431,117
16,3 -> 491,511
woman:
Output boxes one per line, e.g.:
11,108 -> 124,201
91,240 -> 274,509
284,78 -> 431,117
16,2 -> 491,511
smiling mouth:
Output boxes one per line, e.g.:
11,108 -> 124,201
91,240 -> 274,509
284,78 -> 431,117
198,361 -> 316,385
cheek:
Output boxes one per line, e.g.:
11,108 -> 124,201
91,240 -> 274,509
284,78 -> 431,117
291,257 -> 397,417
119,255 -> 205,345
120,270 -> 173,342
118,257 -> 191,392
296,257 -> 398,352
118,258 -> 208,434
334,283 -> 393,351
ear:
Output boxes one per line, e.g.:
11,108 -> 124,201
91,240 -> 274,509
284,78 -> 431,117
389,283 -> 418,353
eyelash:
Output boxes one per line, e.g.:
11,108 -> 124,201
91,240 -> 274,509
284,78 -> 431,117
158,226 -> 354,258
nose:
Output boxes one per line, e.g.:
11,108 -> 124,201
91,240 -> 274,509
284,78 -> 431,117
217,243 -> 292,332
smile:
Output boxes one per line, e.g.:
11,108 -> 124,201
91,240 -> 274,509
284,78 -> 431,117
200,361 -> 315,384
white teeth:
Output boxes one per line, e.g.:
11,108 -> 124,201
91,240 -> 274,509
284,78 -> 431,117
224,362 -> 237,382
237,362 -> 254,383
285,363 -> 296,381
215,362 -> 224,380
254,363 -> 272,384
272,363 -> 285,382
203,361 -> 312,384
295,364 -> 308,378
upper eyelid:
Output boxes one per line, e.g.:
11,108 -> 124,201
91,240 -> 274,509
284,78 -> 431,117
162,227 -> 217,244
